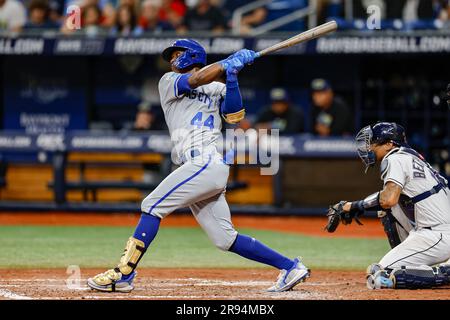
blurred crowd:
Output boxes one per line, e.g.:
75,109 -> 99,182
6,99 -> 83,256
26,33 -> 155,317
0,0 -> 449,35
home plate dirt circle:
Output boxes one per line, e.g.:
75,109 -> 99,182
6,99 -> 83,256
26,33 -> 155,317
1,268 -> 449,300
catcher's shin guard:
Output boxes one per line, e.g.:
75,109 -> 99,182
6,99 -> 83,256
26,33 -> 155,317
390,265 -> 450,289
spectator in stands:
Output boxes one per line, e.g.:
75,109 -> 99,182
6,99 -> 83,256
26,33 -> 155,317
439,0 -> 450,24
255,88 -> 304,134
264,0 -> 308,32
0,0 -> 26,33
222,0 -> 267,34
310,78 -> 352,137
81,4 -> 104,35
239,7 -> 267,34
48,0 -> 65,25
178,0 -> 226,34
60,2 -> 108,35
139,0 -> 174,33
24,0 -> 59,29
62,0 -> 116,28
159,0 -> 186,29
111,4 -> 142,35
352,0 -> 436,29
129,102 -> 166,131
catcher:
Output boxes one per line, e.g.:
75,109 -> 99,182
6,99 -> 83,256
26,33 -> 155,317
325,120 -> 450,289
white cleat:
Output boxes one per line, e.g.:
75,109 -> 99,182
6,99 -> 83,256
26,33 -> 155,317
267,257 -> 310,292
87,269 -> 136,293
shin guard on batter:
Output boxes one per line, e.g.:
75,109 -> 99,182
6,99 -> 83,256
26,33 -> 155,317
116,237 -> 146,275
87,237 -> 145,292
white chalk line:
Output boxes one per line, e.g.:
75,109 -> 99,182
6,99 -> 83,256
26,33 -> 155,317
0,288 -> 33,300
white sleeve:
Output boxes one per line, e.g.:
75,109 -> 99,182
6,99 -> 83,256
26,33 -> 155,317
215,82 -> 226,109
217,82 -> 226,97
383,156 -> 408,188
158,72 -> 184,105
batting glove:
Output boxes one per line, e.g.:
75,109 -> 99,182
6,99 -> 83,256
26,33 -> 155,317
225,58 -> 245,83
232,49 -> 257,65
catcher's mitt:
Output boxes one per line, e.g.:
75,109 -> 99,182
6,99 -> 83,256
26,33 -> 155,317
325,201 -> 363,233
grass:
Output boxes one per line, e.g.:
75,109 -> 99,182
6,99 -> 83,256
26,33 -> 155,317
0,225 -> 390,270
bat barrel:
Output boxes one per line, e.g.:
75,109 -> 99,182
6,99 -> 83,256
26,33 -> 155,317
256,20 -> 337,57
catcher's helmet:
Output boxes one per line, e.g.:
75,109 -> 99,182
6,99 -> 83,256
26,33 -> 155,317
355,122 -> 409,172
162,39 -> 207,70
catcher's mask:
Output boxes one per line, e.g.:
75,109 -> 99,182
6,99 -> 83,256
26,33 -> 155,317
355,122 -> 409,173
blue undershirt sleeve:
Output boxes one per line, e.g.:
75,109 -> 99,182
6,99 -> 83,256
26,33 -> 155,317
174,73 -> 192,97
220,80 -> 243,114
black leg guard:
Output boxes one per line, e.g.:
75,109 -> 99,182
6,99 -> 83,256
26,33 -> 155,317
437,264 -> 450,284
391,265 -> 450,289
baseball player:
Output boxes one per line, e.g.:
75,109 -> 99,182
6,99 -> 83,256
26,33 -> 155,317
87,39 -> 309,293
325,122 -> 450,289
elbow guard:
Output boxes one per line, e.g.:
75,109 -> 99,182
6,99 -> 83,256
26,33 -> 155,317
222,109 -> 245,124
350,192 -> 382,215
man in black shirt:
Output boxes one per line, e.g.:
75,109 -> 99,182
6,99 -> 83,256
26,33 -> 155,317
310,78 -> 352,137
178,0 -> 226,33
255,88 -> 304,134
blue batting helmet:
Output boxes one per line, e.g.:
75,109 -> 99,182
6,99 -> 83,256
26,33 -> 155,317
162,39 -> 207,70
355,122 -> 409,172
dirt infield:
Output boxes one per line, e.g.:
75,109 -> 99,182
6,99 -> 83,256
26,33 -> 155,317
0,268 -> 449,300
2,212 -> 448,300
0,212 -> 386,238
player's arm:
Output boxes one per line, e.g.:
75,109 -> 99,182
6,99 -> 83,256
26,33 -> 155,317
342,181 -> 402,217
220,58 -> 245,124
379,182 -> 402,208
219,50 -> 256,124
187,63 -> 227,89
180,49 -> 256,91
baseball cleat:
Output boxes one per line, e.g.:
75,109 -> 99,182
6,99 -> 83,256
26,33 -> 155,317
267,257 -> 310,292
87,269 -> 136,293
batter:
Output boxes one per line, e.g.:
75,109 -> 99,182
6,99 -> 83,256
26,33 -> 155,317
87,39 -> 309,293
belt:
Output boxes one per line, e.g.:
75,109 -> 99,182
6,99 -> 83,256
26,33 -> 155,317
180,148 -> 200,164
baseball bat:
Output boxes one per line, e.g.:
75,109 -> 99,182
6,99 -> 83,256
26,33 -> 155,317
255,20 -> 338,58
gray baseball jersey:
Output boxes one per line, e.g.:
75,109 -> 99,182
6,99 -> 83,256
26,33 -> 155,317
158,71 -> 226,164
378,147 -> 450,269
381,147 -> 450,228
141,71 -> 238,251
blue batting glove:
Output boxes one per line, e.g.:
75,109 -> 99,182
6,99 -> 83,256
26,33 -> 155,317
220,49 -> 257,71
231,49 -> 257,65
220,56 -> 244,73
225,58 -> 244,83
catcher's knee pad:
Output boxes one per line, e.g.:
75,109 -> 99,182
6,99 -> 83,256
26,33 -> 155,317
390,265 -> 450,289
366,263 -> 383,277
366,269 -> 394,289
